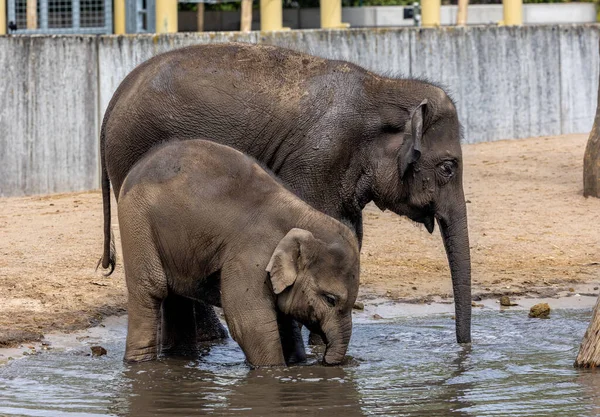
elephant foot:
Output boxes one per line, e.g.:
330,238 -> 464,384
161,296 -> 228,358
308,332 -> 325,346
124,346 -> 159,363
285,349 -> 307,365
195,304 -> 229,342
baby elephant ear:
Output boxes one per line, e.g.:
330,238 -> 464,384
266,228 -> 315,295
400,99 -> 428,179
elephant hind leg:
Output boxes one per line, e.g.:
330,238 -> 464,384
160,296 -> 228,357
119,209 -> 167,363
125,293 -> 162,363
122,242 -> 166,362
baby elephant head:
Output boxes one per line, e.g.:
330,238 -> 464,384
266,228 -> 360,365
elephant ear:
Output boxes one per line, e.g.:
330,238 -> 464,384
399,99 -> 428,179
266,228 -> 315,295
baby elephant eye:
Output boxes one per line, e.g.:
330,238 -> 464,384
438,160 -> 456,178
323,294 -> 337,307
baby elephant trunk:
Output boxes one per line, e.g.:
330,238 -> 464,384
322,315 -> 352,365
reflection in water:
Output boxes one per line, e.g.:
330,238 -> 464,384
118,359 -> 365,417
1,309 -> 600,416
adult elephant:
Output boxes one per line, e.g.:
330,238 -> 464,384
99,43 -> 472,348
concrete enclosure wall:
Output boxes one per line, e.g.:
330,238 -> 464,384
1,24 -> 599,196
0,36 -> 99,196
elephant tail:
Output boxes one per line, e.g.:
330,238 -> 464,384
97,127 -> 116,276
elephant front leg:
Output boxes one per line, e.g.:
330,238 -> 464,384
220,263 -> 286,367
278,314 -> 307,365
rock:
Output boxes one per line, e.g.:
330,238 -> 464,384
372,314 -> 383,320
569,288 -> 575,292
353,301 -> 364,310
529,303 -> 550,318
472,302 -> 484,308
412,286 -> 417,291
594,287 -> 599,291
90,346 -> 107,357
472,295 -> 482,301
500,296 -> 512,306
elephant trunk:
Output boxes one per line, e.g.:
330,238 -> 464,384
437,200 -> 472,344
322,315 -> 352,365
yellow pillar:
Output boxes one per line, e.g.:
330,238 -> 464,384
0,0 -> 6,35
27,0 -> 37,29
156,0 -> 178,33
320,0 -> 349,29
501,0 -> 522,26
260,0 -> 283,31
421,0 -> 440,27
456,0 -> 468,26
114,0 -> 125,34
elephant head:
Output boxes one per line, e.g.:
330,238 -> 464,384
369,90 -> 471,344
266,228 -> 360,365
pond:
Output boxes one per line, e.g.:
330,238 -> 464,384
0,303 -> 598,416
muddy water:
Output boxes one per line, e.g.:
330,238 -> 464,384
0,307 -> 599,417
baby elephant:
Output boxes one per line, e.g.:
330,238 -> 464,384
117,139 -> 360,366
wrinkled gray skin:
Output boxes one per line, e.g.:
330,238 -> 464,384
118,139 -> 360,366
100,43 -> 471,347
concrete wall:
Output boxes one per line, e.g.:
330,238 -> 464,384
1,25 -> 599,196
0,36 -> 99,196
178,3 -> 596,32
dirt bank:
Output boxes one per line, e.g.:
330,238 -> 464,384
1,134 -> 599,346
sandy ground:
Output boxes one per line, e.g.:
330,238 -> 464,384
1,134 -> 599,347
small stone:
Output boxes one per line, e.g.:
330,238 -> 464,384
353,301 -> 364,310
569,288 -> 575,292
372,314 -> 383,320
500,296 -> 512,306
473,295 -> 482,301
529,303 -> 550,319
451,315 -> 456,320
90,346 -> 107,357
594,287 -> 598,291
472,302 -> 484,308
412,286 -> 417,291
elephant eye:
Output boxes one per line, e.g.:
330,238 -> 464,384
382,124 -> 403,134
438,160 -> 456,178
323,294 -> 337,307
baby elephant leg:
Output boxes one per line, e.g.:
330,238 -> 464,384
220,261 -> 286,367
119,214 -> 167,363
125,292 -> 162,362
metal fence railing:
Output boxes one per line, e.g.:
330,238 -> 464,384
7,0 -> 112,34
